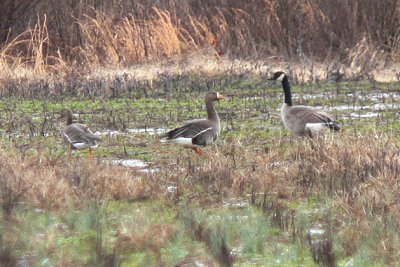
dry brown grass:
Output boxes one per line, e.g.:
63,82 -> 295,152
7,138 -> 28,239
156,131 -> 400,262
116,223 -> 177,262
1,0 -> 400,80
1,131 -> 399,212
0,15 -> 67,80
2,1 -> 400,88
0,151 -> 161,212
152,130 -> 400,219
0,130 -> 399,262
76,8 -> 201,66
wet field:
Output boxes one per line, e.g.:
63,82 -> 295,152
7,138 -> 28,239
1,74 -> 400,266
1,76 -> 399,168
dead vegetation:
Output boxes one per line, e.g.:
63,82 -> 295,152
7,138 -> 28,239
116,224 -> 177,264
1,131 -> 399,212
180,206 -> 233,267
0,151 -> 160,212
1,0 -> 400,81
1,2 -> 399,264
161,131 -> 400,264
0,130 -> 399,263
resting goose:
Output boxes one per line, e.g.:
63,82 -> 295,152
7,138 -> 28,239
161,91 -> 225,156
268,71 -> 340,137
60,109 -> 100,159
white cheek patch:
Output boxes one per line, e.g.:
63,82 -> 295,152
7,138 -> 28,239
277,73 -> 285,82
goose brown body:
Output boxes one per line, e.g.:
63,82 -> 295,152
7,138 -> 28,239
161,92 -> 225,155
60,109 -> 100,159
268,71 -> 340,137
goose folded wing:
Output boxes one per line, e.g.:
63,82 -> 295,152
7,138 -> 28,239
76,124 -> 101,139
191,127 -> 217,147
166,119 -> 212,139
288,106 -> 335,123
64,131 -> 100,144
64,124 -> 100,143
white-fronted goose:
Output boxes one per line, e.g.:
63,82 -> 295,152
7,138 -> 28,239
161,91 -> 225,156
60,109 -> 100,159
268,71 -> 340,137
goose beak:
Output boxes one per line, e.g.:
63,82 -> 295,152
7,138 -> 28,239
267,77 -> 275,80
217,92 -> 225,100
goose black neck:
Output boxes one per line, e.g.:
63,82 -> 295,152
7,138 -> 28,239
206,100 -> 219,121
282,77 -> 292,106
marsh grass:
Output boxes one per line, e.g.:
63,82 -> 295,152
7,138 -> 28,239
0,15 -> 67,79
180,206 -> 233,266
3,1 -> 400,70
2,3 -> 400,263
0,151 -> 161,211
0,72 -> 398,264
76,8 -> 199,66
0,234 -> 17,267
1,129 -> 398,264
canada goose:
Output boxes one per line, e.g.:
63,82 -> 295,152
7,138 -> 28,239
60,109 -> 100,159
161,91 -> 225,156
268,71 -> 340,137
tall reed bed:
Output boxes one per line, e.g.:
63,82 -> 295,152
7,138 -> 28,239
1,0 -> 400,77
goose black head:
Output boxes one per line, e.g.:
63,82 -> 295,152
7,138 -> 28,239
267,71 -> 287,82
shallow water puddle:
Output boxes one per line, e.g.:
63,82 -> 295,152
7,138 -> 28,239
347,91 -> 400,101
103,158 -> 161,174
110,159 -> 149,168
95,130 -> 122,136
294,92 -> 331,100
95,127 -> 167,137
329,103 -> 400,111
223,198 -> 249,209
166,185 -> 177,193
127,127 -> 167,135
347,112 -> 379,118
308,226 -> 326,236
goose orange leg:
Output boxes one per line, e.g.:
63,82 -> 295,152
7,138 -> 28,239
89,148 -> 94,160
192,147 -> 203,156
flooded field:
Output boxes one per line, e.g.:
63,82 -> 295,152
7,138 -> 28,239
0,75 -> 399,266
1,78 -> 399,163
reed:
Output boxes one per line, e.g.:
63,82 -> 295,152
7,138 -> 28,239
1,0 -> 400,78
0,128 -> 399,263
